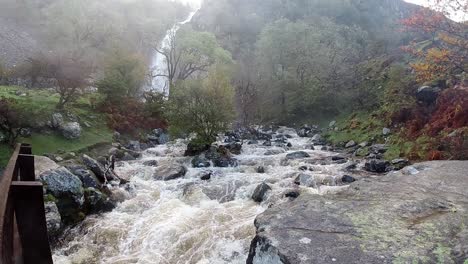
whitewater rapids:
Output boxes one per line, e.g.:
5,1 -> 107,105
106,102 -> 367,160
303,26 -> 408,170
52,128 -> 352,264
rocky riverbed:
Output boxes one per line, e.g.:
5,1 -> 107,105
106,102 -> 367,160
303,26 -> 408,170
42,126 -> 467,263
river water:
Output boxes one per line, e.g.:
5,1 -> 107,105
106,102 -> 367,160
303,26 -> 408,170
52,128 -> 351,263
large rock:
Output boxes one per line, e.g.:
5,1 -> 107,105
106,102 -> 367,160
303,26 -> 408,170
60,122 -> 82,139
192,155 -> 211,168
364,159 -> 391,173
66,165 -> 101,189
40,167 -> 84,224
83,187 -> 116,214
35,156 -> 60,176
40,167 -> 84,206
247,161 -> 468,264
44,202 -> 62,237
286,151 -> 310,160
416,86 -> 441,105
82,154 -> 115,182
153,164 -> 187,181
51,113 -> 64,128
252,183 -> 272,203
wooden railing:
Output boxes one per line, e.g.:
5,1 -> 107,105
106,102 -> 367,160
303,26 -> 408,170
0,144 -> 53,264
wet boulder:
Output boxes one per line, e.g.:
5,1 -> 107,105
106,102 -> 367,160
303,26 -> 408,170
213,156 -> 238,167
83,187 -> 116,214
391,158 -> 409,170
224,142 -> 242,155
40,167 -> 84,224
248,161 -> 468,264
184,142 -> 210,156
199,171 -> 212,181
192,155 -> 211,168
142,160 -> 158,167
126,140 -> 141,151
153,164 -> 187,181
341,175 -> 356,183
286,151 -> 310,160
252,183 -> 272,203
364,159 -> 391,173
82,154 -> 115,182
264,148 -> 285,156
44,202 -> 62,238
66,165 -> 101,189
256,166 -> 266,173
294,173 -> 317,188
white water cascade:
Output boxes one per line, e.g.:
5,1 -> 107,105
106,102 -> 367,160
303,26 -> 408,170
150,10 -> 199,95
52,128 -> 356,264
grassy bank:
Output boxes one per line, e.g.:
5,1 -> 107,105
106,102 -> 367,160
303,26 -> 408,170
0,86 -> 112,166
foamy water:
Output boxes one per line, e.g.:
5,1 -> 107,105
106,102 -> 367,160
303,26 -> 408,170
53,129 -> 352,264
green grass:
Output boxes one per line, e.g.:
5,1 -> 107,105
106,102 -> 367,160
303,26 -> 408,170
325,111 -> 385,145
0,86 -> 112,166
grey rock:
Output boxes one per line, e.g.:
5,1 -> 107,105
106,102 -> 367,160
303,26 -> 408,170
40,167 -> 84,206
286,151 -> 310,160
248,161 -> 468,264
294,173 -> 317,188
82,154 -> 115,182
51,113 -> 64,128
44,202 -> 61,237
127,140 -> 141,151
192,156 -> 211,168
416,85 -> 441,105
83,187 -> 116,214
199,171 -> 212,181
142,160 -> 158,167
341,175 -> 356,183
66,165 -> 100,189
264,149 -> 285,156
202,180 -> 245,203
345,140 -> 357,148
364,159 -> 391,173
19,127 -> 32,137
256,166 -> 266,173
252,183 -> 271,203
60,122 -> 81,139
121,152 -> 136,161
391,158 -> 409,170
329,120 -> 336,127
382,127 -> 391,135
153,164 -> 187,181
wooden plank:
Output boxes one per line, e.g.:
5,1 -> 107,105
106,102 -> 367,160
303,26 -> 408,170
19,145 -> 32,155
17,155 -> 35,182
0,144 -> 21,264
11,181 -> 53,264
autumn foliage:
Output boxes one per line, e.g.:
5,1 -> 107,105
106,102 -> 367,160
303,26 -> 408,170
402,4 -> 467,83
100,99 -> 167,136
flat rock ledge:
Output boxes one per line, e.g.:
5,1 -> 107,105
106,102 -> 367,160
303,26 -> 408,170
247,161 -> 468,264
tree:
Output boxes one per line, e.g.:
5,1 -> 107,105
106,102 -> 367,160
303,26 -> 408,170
402,1 -> 468,83
255,18 -> 368,122
96,49 -> 146,103
154,27 -> 232,89
167,65 -> 234,144
0,98 -> 22,147
233,57 -> 260,127
49,56 -> 91,109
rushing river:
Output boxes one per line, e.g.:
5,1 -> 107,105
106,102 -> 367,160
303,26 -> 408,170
52,127 -> 351,264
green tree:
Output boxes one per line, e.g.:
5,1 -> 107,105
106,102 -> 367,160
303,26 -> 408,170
96,49 -> 146,103
154,27 -> 232,88
167,65 -> 234,145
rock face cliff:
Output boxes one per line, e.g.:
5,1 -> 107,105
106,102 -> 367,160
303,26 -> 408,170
0,18 -> 42,69
247,161 -> 468,263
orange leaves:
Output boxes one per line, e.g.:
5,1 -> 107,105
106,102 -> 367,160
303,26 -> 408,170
409,48 -> 452,82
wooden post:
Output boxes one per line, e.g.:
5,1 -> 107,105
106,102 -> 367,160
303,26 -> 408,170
17,155 -> 35,182
11,182 -> 53,264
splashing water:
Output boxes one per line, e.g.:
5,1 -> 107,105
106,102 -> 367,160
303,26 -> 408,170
52,128 -> 353,264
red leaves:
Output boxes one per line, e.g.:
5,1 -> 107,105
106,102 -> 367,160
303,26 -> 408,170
427,88 -> 468,136
100,99 -> 167,136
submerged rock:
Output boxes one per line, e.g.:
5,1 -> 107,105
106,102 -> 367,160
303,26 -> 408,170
153,164 -> 187,181
248,161 -> 468,264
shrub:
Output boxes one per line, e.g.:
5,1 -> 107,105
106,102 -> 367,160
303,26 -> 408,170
167,66 -> 234,145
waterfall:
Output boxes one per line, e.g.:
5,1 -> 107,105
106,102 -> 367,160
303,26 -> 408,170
150,10 -> 199,95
